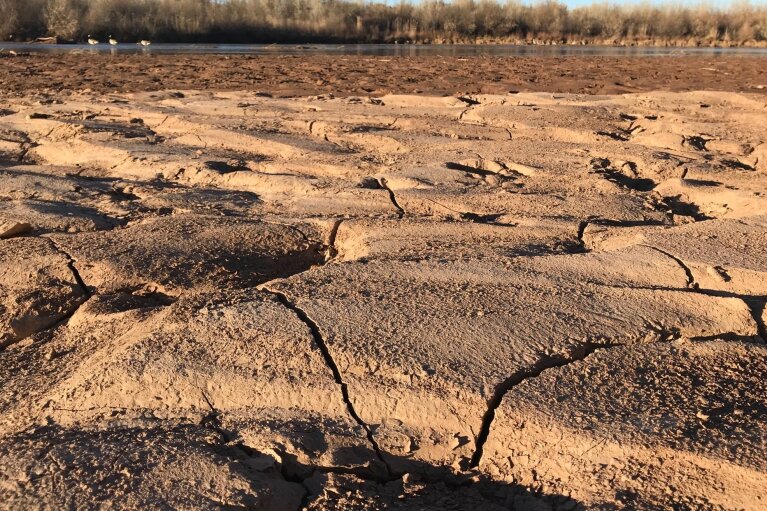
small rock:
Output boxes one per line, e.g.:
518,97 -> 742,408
0,220 -> 32,239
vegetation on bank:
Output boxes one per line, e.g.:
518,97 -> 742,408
1,0 -> 766,46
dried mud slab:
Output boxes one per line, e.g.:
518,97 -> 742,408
332,217 -> 581,262
0,164 -> 133,234
0,237 -> 87,348
585,215 -> 767,340
39,291 -> 377,471
51,215 -> 326,294
0,423 -> 305,511
586,215 -> 767,291
1,88 -> 766,510
267,247 -> 757,473
480,340 -> 767,510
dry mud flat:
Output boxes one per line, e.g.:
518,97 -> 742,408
2,54 -> 767,98
0,88 -> 766,510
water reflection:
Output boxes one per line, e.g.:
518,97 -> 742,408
2,42 -> 766,57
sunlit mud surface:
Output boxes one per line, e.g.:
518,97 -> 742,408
1,89 -> 766,510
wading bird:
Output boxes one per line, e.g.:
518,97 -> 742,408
138,40 -> 151,46
109,35 -> 118,45
87,35 -> 99,45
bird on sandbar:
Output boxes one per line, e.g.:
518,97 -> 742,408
87,35 -> 99,45
109,35 -> 118,45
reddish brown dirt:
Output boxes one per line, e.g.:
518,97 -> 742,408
1,54 -> 765,97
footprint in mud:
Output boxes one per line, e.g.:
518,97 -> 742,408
590,157 -> 655,192
652,194 -> 711,222
358,176 -> 383,189
596,130 -> 630,141
0,129 -> 32,145
446,160 -> 519,189
204,159 -> 251,174
445,161 -> 500,177
684,135 -> 709,151
88,285 -> 177,315
721,159 -> 755,171
78,119 -> 162,141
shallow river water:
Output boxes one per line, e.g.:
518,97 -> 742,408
3,41 -> 767,57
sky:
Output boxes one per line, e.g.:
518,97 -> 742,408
381,0 -> 767,7
559,0 -> 766,6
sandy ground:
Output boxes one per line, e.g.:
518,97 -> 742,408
1,75 -> 766,510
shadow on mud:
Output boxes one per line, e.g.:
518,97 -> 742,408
0,422 -> 581,511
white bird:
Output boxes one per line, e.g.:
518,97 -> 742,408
87,35 -> 99,45
138,40 -> 151,46
108,35 -> 118,45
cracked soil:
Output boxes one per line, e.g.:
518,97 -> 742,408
1,83 -> 766,510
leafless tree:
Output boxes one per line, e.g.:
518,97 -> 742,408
1,0 -> 765,46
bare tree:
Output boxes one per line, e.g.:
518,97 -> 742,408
45,0 -> 81,40
0,0 -> 20,38
2,0 -> 765,46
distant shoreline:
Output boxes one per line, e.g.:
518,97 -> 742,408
3,1 -> 766,49
6,39 -> 767,49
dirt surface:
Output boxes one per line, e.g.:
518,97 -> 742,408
1,54 -> 766,97
1,85 -> 766,510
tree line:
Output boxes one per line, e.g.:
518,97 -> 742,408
1,0 -> 765,46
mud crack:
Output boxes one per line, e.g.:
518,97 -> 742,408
261,287 -> 393,477
456,97 -> 480,121
199,390 -> 235,443
640,248 -> 764,339
46,237 -> 92,300
641,245 -> 697,289
377,178 -> 405,218
469,341 -> 619,468
693,289 -> 767,343
198,391 -> 312,509
325,219 -> 343,261
469,312 -> 760,468
576,220 -> 591,252
0,238 -> 94,349
3,236 -> 98,345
